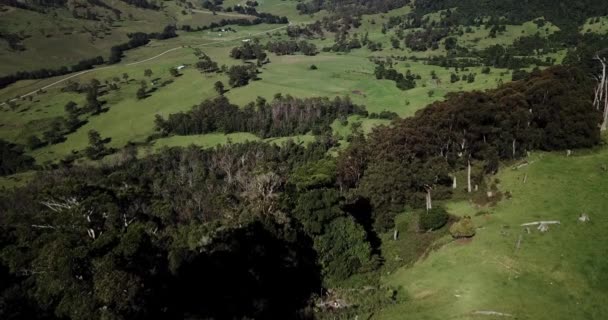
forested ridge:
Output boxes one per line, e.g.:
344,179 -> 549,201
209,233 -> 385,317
413,0 -> 608,29
0,64 -> 601,319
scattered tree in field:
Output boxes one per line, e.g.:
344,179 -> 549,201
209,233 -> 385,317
43,118 -> 65,144
136,87 -> 147,100
144,69 -> 153,78
64,101 -> 78,115
169,68 -> 179,77
466,73 -> 476,83
85,129 -> 108,160
122,72 -> 129,82
26,135 -> 43,150
86,84 -> 101,114
444,37 -> 457,50
227,65 -> 258,87
196,54 -> 219,73
450,73 -> 459,83
214,81 -> 225,95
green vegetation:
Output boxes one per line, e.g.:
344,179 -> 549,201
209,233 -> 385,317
377,147 -> 608,319
2,0 -> 608,319
419,207 -> 449,231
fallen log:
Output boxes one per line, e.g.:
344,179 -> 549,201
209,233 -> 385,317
520,221 -> 560,227
473,310 -> 513,317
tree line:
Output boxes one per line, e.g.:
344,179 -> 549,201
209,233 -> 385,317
0,26 -> 177,89
266,40 -> 318,56
336,65 -> 600,230
154,95 -> 366,138
373,60 -> 420,90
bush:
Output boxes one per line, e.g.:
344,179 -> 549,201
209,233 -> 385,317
418,207 -> 448,231
449,216 -> 476,238
310,64 -> 318,70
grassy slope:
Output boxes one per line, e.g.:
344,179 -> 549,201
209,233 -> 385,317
376,147 -> 608,320
0,2 -> 259,75
581,16 -> 608,34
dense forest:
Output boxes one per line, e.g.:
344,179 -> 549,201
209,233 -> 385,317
154,95 -> 366,138
413,0 -> 608,30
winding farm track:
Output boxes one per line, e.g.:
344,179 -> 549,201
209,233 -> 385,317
1,23 -> 291,105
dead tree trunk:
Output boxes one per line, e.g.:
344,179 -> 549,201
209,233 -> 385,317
467,160 -> 472,193
594,55 -> 608,131
425,187 -> 432,211
452,175 -> 457,189
512,139 -> 516,158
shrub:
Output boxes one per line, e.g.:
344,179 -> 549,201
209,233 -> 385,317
449,216 -> 476,238
310,64 -> 318,70
418,207 -> 448,231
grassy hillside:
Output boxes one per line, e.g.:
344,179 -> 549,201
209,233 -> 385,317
0,1 -> 256,75
376,146 -> 608,319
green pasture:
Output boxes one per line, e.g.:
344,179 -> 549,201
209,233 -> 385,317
376,146 -> 608,320
581,16 -> 608,34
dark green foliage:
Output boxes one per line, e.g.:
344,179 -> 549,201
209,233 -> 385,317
136,87 -> 146,100
42,118 -> 66,145
413,0 -> 608,30
444,37 -> 457,50
368,111 -> 399,120
0,141 -> 336,320
339,66 -> 600,225
195,54 -> 219,73
450,73 -> 459,83
227,64 -> 258,87
0,56 -> 104,89
85,84 -> 102,114
230,41 -> 267,61
266,40 -> 318,56
290,158 -> 337,191
313,216 -> 372,282
155,95 -> 365,138
419,207 -> 449,231
296,0 -> 410,16
26,135 -> 43,150
84,130 -> 109,160
512,69 -> 530,81
449,216 -> 476,238
374,62 -> 418,90
0,139 -> 35,175
293,188 -> 343,235
404,27 -> 450,51
119,0 -> 158,9
214,81 -> 225,95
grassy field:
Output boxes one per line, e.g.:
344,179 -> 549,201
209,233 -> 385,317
375,145 -> 608,319
582,16 -> 608,34
0,1 -> 260,75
